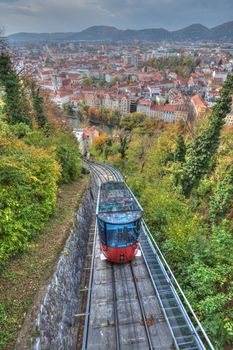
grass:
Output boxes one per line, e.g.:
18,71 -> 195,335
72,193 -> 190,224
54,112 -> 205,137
0,176 -> 89,350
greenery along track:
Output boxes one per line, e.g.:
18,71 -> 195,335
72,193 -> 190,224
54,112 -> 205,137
89,75 -> 233,349
0,48 -> 85,349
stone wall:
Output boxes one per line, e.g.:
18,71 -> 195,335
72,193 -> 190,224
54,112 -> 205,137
32,186 -> 95,350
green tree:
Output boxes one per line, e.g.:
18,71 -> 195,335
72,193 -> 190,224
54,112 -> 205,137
62,101 -> 75,116
120,112 -> 146,130
174,134 -> 186,162
0,54 -> 31,125
147,57 -> 200,79
82,75 -> 93,86
54,132 -> 82,184
180,75 -> 233,196
119,135 -> 128,159
183,223 -> 233,348
30,81 -> 48,128
209,164 -> 233,224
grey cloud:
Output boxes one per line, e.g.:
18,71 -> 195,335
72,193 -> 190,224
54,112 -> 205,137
0,0 -> 232,34
0,0 -> 20,3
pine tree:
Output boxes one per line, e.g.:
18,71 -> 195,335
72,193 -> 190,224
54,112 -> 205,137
119,135 -> 128,159
0,54 -> 31,125
174,134 -> 186,162
209,165 -> 233,223
30,81 -> 47,128
181,75 -> 233,196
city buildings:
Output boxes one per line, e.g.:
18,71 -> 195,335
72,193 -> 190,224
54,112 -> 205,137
11,40 -> 233,125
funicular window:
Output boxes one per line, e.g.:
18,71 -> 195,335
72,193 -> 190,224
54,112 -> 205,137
106,219 -> 141,248
98,219 -> 106,244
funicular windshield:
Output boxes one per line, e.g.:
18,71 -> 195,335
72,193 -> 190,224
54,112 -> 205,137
98,181 -> 143,248
98,219 -> 141,248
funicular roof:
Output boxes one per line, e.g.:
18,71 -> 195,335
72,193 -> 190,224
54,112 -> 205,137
97,182 -> 143,224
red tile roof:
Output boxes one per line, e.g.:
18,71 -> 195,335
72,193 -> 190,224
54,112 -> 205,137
190,95 -> 207,108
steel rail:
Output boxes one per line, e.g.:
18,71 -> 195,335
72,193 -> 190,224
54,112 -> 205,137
104,165 -> 120,181
89,165 -> 102,184
91,164 -> 109,182
111,263 -> 121,350
92,161 -> 118,181
106,165 -> 124,182
89,167 -> 102,195
85,160 -> 108,182
82,159 -> 101,193
94,164 -> 119,182
82,162 -> 115,350
89,160 -> 122,182
98,162 -> 123,182
101,163 -> 123,182
129,262 -> 154,350
91,164 -> 113,182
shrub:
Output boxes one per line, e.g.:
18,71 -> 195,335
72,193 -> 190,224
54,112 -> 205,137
53,132 -> 82,184
0,136 -> 60,261
23,130 -> 82,184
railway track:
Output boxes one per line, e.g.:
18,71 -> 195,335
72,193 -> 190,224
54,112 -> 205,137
81,160 -> 215,350
111,263 -> 121,350
110,259 -> 156,350
129,261 -> 154,350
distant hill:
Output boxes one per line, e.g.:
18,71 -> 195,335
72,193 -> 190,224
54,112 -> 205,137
172,24 -> 210,41
8,32 -> 75,43
8,21 -> 233,43
209,21 -> 233,41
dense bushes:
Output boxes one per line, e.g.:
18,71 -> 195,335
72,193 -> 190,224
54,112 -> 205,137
54,132 -> 82,184
0,123 -> 82,262
0,135 -> 60,261
0,130 -> 82,261
123,127 -> 233,348
0,53 -> 82,262
23,130 -> 82,184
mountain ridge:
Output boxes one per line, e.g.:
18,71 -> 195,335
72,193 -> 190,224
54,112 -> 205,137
8,21 -> 233,42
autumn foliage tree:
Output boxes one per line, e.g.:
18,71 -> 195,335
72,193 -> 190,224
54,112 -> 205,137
0,47 -> 82,262
92,133 -> 109,151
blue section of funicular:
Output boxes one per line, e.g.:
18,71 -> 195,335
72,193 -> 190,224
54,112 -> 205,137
97,181 -> 143,248
98,211 -> 142,224
98,182 -> 142,224
98,218 -> 141,248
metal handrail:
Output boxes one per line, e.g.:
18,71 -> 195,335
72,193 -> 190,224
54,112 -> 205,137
140,243 -> 181,350
141,220 -> 215,350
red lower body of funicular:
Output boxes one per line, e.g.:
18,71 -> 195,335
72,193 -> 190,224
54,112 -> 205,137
100,242 -> 139,263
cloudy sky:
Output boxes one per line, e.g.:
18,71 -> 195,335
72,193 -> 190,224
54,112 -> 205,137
0,0 -> 233,35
